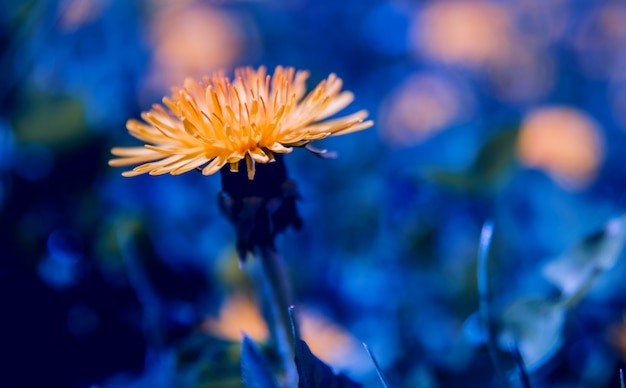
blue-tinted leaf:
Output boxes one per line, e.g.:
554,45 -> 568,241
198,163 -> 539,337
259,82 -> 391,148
498,298 -> 566,372
241,335 -> 279,388
295,339 -> 362,388
542,214 -> 626,298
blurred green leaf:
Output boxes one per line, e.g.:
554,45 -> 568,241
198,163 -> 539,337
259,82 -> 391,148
295,339 -> 362,388
498,298 -> 566,372
497,214 -> 626,376
542,214 -> 626,301
241,335 -> 279,388
174,334 -> 243,388
12,91 -> 88,149
424,128 -> 519,192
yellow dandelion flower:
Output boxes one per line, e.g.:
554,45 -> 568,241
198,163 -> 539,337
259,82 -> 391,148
109,66 -> 373,180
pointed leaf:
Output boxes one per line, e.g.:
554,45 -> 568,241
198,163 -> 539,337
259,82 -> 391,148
542,214 -> 626,297
295,339 -> 362,388
241,335 -> 279,388
498,298 -> 566,371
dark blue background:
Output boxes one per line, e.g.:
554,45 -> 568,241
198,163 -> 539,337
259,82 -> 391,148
2,0 -> 626,386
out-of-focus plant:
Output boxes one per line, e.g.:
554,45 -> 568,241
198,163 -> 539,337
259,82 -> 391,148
477,215 -> 626,386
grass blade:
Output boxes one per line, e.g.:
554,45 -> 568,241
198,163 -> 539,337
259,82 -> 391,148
363,342 -> 390,388
477,221 -> 509,387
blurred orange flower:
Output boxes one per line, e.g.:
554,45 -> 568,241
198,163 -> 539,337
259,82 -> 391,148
517,107 -> 604,189
145,3 -> 246,90
411,1 -> 514,67
609,316 -> 626,361
201,293 -> 269,343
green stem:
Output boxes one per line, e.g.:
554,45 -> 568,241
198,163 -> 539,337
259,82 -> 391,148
561,267 -> 602,309
477,221 -> 510,388
251,246 -> 298,387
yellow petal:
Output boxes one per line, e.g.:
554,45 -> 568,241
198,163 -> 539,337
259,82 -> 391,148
202,156 -> 227,176
171,155 -> 210,175
111,146 -> 154,156
108,153 -> 162,167
315,91 -> 354,120
248,148 -> 270,163
331,119 -> 374,136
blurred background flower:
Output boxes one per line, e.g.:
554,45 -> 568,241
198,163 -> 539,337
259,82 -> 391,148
141,1 -> 252,99
517,106 -> 605,190
2,0 -> 626,387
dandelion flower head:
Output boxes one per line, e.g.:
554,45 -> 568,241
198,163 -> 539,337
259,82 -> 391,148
110,66 -> 373,179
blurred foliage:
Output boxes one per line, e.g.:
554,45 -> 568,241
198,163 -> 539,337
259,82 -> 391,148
241,335 -> 279,388
423,127 -> 519,193
12,91 -> 87,148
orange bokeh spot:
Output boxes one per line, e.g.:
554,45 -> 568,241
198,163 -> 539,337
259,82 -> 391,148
517,107 -> 604,189
411,1 -> 514,67
299,308 -> 369,375
144,3 -> 248,92
201,293 -> 269,343
379,73 -> 472,147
